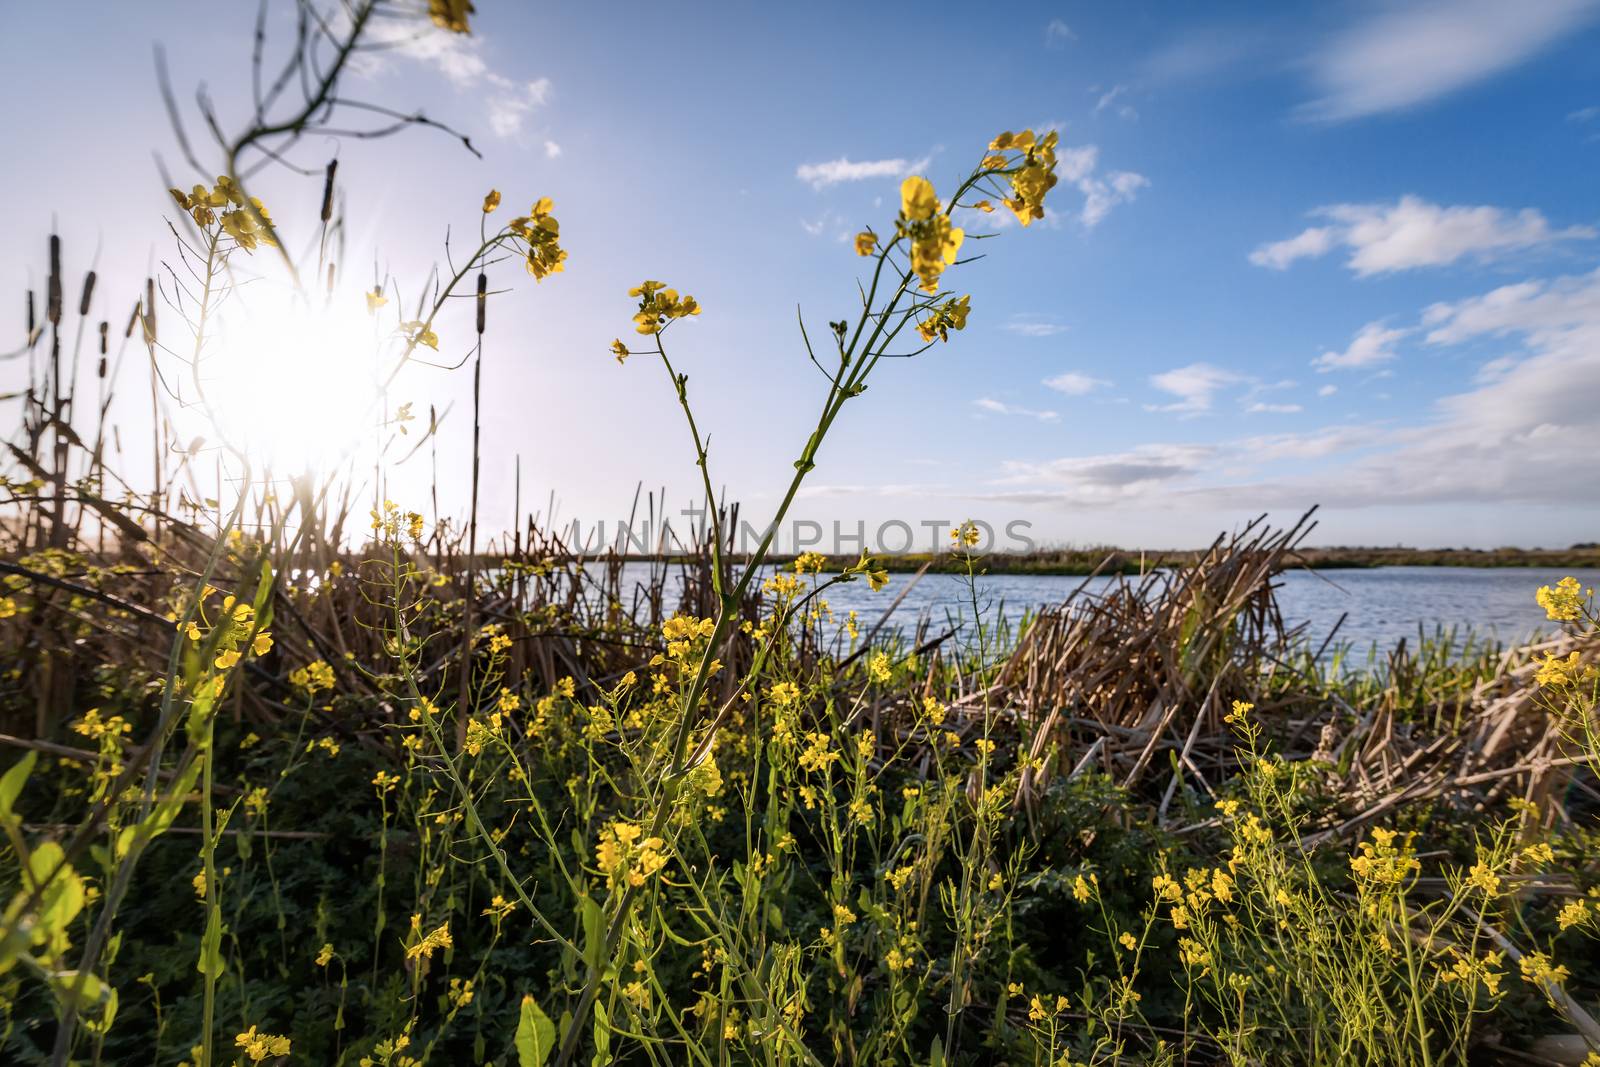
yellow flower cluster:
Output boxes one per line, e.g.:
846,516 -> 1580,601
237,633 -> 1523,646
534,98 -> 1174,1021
169,176 -> 277,250
370,499 -> 425,540
983,129 -> 1061,227
71,707 -> 131,743
1536,576 -> 1588,622
793,551 -> 827,574
289,659 -> 335,694
629,280 -> 702,335
897,176 -> 964,293
428,0 -> 474,34
1438,949 -> 1505,996
1349,827 -> 1419,888
404,918 -> 453,961
182,589 -> 272,670
235,1026 -> 292,1062
1535,650 -> 1594,688
1518,950 -> 1571,987
507,197 -> 566,280
797,731 -> 839,773
915,294 -> 971,344
661,613 -> 716,658
595,820 -> 670,890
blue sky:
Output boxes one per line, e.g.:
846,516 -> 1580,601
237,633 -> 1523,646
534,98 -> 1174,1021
4,1 -> 1600,550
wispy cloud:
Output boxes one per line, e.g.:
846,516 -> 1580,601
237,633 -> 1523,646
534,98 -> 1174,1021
486,76 -> 552,137
1043,371 -> 1111,396
975,397 -> 1060,422
1313,321 -> 1409,372
796,155 -> 931,190
992,444 -> 1216,504
994,268 -> 1600,511
1092,84 -> 1138,121
1246,402 -> 1303,414
1251,196 -> 1594,275
1145,362 -> 1241,415
543,140 -> 562,159
1002,315 -> 1069,337
357,19 -> 553,139
1045,18 -> 1075,46
1299,0 -> 1600,122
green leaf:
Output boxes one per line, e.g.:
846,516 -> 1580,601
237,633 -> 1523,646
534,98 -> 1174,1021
515,994 -> 556,1067
929,1035 -> 946,1067
0,751 -> 36,831
196,906 -> 223,978
581,895 -> 603,972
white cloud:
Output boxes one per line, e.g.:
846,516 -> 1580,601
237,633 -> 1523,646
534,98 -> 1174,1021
1145,362 -> 1241,414
484,78 -> 552,137
1093,85 -> 1137,120
1422,269 -> 1600,344
1003,316 -> 1069,337
1251,196 -> 1594,275
1249,226 -> 1335,269
796,155 -> 931,190
975,397 -> 1060,422
1045,18 -> 1075,45
1080,171 -> 1150,228
991,444 -> 1216,504
1247,402 -> 1303,414
1313,321 -> 1409,372
543,140 -> 562,159
1043,371 -> 1111,396
356,19 -> 553,140
1300,0 -> 1600,122
1318,384 -> 1338,397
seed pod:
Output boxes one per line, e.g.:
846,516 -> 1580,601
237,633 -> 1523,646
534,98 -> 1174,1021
476,272 -> 487,334
47,236 -> 62,326
26,290 -> 35,335
98,320 -> 108,355
97,356 -> 107,378
321,159 -> 338,223
79,270 -> 96,316
123,301 -> 140,339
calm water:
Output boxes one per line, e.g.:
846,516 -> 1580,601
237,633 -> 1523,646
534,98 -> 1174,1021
612,564 -> 1600,653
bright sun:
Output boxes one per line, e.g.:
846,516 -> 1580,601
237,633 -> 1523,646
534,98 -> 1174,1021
207,282 -> 384,476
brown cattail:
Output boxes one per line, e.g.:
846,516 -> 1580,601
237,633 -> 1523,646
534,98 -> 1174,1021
47,236 -> 62,326
124,301 -> 140,339
475,272 -> 487,334
143,278 -> 157,344
78,270 -> 96,316
98,320 -> 108,355
26,290 -> 35,335
97,356 -> 107,378
320,158 -> 338,223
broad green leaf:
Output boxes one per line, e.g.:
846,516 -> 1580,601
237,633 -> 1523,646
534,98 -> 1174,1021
515,994 -> 555,1067
0,751 -> 36,831
580,895 -> 603,971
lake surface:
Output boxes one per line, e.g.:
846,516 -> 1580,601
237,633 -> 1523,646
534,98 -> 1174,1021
614,564 -> 1600,653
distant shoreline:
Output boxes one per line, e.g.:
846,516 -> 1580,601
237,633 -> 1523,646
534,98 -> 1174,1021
568,546 -> 1600,578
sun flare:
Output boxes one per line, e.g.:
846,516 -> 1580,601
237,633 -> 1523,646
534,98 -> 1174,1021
207,283 -> 383,476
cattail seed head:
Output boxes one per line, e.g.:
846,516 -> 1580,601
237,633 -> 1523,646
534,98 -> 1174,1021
79,270 -> 96,316
47,236 -> 62,326
476,272 -> 487,335
321,159 -> 338,223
